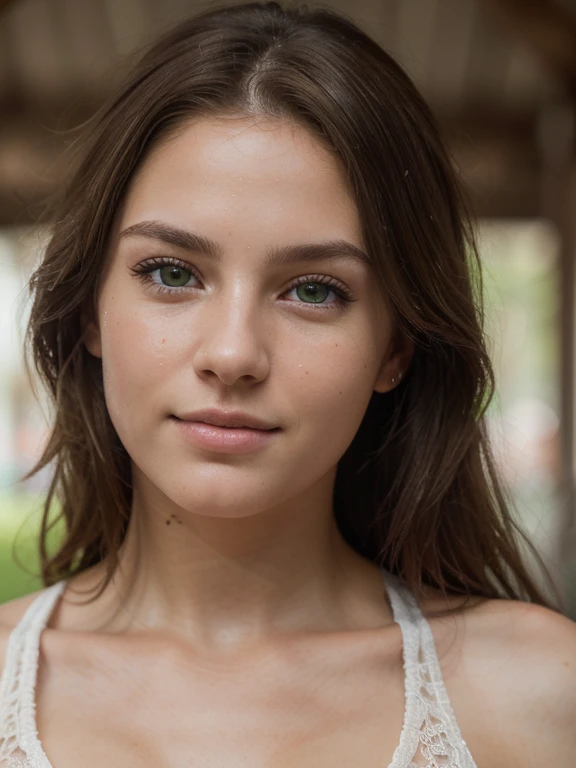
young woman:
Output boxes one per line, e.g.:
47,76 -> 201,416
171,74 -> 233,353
1,2 -> 575,766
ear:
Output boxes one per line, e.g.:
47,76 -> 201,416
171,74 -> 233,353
80,305 -> 102,359
373,330 -> 414,394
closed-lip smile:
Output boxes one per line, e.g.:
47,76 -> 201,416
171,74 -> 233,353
172,408 -> 279,431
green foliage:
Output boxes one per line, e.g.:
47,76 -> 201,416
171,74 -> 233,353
0,491 -> 64,604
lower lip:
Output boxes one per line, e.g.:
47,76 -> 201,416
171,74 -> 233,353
171,418 -> 279,454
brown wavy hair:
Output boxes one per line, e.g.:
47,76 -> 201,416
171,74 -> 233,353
20,0 -> 563,613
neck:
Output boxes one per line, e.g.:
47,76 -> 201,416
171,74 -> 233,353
65,472 -> 392,654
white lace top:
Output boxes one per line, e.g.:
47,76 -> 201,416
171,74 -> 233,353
0,568 -> 478,767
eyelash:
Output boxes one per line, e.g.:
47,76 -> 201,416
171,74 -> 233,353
130,256 -> 356,308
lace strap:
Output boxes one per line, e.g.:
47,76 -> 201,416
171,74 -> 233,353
0,581 -> 67,763
380,570 -> 477,768
381,569 -> 427,767
416,617 -> 476,766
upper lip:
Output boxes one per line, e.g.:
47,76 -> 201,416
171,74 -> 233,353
174,408 -> 278,430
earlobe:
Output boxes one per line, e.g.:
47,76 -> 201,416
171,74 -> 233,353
374,335 -> 414,393
373,367 -> 401,394
80,310 -> 103,359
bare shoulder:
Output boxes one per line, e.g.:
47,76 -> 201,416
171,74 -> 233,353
478,599 -> 576,765
422,592 -> 576,766
0,585 -> 53,629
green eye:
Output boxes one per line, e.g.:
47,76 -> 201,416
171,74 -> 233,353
295,283 -> 330,303
159,265 -> 192,287
132,258 -> 354,307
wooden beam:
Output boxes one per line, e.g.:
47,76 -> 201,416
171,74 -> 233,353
0,103 -> 546,225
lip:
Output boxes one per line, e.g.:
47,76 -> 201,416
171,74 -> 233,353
174,408 -> 278,430
171,417 -> 279,454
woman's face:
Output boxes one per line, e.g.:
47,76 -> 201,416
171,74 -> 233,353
83,115 -> 411,518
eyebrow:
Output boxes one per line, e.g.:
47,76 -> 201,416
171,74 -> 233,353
118,220 -> 371,269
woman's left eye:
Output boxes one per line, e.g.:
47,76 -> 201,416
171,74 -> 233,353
130,257 -> 356,308
283,278 -> 354,307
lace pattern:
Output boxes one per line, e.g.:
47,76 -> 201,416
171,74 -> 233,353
381,571 -> 477,768
4,755 -> 37,767
0,582 -> 65,768
0,574 -> 478,768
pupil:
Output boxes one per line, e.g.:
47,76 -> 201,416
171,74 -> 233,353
161,266 -> 188,287
297,283 -> 328,303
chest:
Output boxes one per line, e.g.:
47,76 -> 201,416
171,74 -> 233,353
34,633 -> 412,768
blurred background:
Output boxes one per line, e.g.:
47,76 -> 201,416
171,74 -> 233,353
0,0 -> 575,614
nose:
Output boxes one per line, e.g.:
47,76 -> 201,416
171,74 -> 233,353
192,289 -> 270,388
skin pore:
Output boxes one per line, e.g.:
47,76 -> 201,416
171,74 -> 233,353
77,113 -> 414,651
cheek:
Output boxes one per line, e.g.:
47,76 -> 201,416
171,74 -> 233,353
264,329 -> 380,502
284,330 -> 381,454
98,300 -> 169,428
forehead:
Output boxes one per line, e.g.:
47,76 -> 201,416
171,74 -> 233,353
119,115 -> 364,246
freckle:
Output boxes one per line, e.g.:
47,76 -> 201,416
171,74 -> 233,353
165,519 -> 171,525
